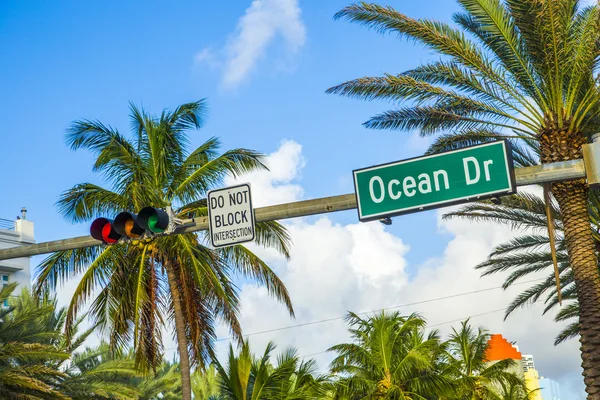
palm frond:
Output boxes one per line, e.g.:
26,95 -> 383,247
443,196 -> 557,232
425,129 -> 512,154
56,183 -> 129,223
364,104 -> 522,135
34,247 -> 104,294
453,0 -> 547,110
218,244 -> 294,317
172,148 -> 267,202
554,321 -> 580,345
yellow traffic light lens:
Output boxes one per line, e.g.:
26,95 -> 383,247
124,219 -> 142,238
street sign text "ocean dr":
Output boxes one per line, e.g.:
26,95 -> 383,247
353,141 -> 516,222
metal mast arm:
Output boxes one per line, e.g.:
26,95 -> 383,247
0,159 -> 586,261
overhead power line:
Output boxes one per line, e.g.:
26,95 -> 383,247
165,306 -> 515,356
164,285 -> 546,357
214,278 -> 544,343
297,306 -> 512,360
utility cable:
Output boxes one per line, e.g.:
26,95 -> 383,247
163,278 -> 545,352
298,305 -> 533,359
213,278 -> 544,343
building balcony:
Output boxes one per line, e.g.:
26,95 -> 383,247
0,218 -> 15,231
0,261 -> 24,273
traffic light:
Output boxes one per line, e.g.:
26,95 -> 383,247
90,207 -> 175,245
137,207 -> 170,233
113,212 -> 145,238
90,218 -> 122,244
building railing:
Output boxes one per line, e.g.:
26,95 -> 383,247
0,219 -> 15,231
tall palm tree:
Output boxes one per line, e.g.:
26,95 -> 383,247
35,100 -> 294,400
327,1 -> 600,394
328,311 -> 453,399
214,340 -> 327,399
0,284 -> 69,399
426,127 -> 590,345
442,320 -> 525,400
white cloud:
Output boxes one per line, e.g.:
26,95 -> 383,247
412,210 -> 580,372
216,140 -> 585,398
195,0 -> 306,88
214,216 -> 411,368
194,48 -> 219,70
226,139 -> 305,207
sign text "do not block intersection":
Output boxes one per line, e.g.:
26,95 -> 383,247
353,141 -> 517,222
207,183 -> 255,248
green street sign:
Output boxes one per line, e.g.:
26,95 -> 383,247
353,141 -> 516,222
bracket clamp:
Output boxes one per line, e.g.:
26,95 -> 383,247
583,134 -> 600,189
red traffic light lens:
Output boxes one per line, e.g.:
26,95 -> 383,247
101,223 -> 117,244
90,218 -> 121,244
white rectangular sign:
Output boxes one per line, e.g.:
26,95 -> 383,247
207,183 -> 255,248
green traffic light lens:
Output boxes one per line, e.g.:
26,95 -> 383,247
148,214 -> 165,233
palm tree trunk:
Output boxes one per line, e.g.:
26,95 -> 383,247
164,259 -> 192,400
541,129 -> 600,398
473,381 -> 484,400
552,179 -> 600,399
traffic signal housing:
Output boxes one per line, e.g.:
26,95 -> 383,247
90,218 -> 122,244
113,212 -> 145,238
90,207 -> 175,245
137,207 -> 170,233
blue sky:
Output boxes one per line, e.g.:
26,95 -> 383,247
0,1 -> 587,397
0,0 -> 460,264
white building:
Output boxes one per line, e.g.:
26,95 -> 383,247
0,208 -> 34,299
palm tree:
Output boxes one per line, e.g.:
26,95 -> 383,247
327,1 -> 600,394
192,364 -> 220,399
0,283 -> 69,399
328,311 -> 453,399
137,361 -> 181,399
58,342 -> 140,399
214,340 -> 327,399
498,381 -> 539,400
10,283 -> 142,399
442,320 -> 525,400
35,100 -> 294,400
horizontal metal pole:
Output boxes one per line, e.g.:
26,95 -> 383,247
0,194 -> 359,260
0,159 -> 586,261
175,194 -> 357,235
514,159 -> 585,186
